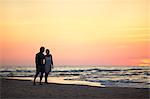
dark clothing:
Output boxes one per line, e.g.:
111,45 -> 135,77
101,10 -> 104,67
35,52 -> 45,72
36,65 -> 45,73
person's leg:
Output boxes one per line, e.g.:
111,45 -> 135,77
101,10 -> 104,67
45,73 -> 49,83
33,71 -> 39,85
45,73 -> 47,83
40,72 -> 44,85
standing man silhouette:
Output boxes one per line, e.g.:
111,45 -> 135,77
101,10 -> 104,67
33,47 -> 45,85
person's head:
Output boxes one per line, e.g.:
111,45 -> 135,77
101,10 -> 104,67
40,47 -> 45,53
46,49 -> 50,55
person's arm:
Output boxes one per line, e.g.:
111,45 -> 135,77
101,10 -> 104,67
35,54 -> 38,66
51,54 -> 54,68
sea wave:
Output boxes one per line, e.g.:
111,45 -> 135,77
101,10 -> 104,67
0,66 -> 149,88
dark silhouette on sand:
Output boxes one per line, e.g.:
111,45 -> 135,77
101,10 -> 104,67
33,47 -> 45,85
44,49 -> 53,83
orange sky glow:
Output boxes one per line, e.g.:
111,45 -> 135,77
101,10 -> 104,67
0,0 -> 150,66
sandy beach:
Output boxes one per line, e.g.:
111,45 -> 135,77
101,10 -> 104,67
1,77 -> 149,99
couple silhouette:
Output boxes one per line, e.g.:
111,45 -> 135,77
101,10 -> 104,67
33,47 -> 53,85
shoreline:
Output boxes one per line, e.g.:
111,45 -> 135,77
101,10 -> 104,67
1,77 -> 149,99
2,76 -> 105,87
2,76 -> 149,88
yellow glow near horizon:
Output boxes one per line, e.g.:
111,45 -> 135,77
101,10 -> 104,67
0,0 -> 149,66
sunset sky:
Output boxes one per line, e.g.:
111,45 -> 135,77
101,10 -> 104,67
1,0 -> 150,66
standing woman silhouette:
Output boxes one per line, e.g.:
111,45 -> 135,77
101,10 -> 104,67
44,49 -> 53,83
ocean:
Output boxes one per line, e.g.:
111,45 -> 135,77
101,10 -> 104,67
0,66 -> 149,88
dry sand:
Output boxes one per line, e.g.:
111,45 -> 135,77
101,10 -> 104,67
1,78 -> 149,99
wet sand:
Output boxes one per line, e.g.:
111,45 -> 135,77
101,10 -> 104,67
1,78 -> 149,99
